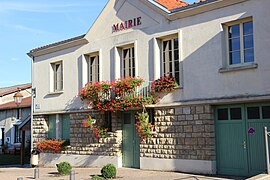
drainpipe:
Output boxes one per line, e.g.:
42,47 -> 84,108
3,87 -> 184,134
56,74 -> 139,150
30,56 -> 35,151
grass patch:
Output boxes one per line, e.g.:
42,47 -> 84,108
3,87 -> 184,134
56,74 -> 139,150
0,154 -> 30,165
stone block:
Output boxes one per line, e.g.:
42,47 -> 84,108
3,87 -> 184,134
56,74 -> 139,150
193,125 -> 205,132
186,115 -> 194,121
205,125 -> 215,133
178,115 -> 186,121
199,114 -> 213,120
183,107 -> 191,115
175,107 -> 183,115
195,106 -> 204,114
184,126 -> 193,133
185,138 -> 198,145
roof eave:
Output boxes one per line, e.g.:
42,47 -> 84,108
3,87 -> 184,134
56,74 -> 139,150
28,37 -> 89,58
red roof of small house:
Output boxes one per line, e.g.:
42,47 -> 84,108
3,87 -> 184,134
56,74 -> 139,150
0,97 -> 31,110
0,83 -> 31,97
155,0 -> 189,10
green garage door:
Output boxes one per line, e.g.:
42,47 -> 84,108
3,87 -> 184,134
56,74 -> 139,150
216,103 -> 270,176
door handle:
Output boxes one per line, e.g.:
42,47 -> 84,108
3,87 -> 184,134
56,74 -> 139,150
243,140 -> 246,149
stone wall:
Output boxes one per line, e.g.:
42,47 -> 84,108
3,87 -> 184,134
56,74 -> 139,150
33,111 -> 123,157
140,104 -> 215,161
32,115 -> 48,148
67,112 -> 122,156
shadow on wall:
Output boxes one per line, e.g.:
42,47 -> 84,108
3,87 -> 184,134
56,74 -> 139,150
64,96 -> 86,112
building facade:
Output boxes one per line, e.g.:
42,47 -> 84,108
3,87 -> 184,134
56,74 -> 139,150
28,0 -> 270,177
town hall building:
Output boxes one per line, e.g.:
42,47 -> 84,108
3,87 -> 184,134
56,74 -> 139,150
28,0 -> 270,177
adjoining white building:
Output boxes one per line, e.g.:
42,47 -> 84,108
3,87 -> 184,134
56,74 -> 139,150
0,84 -> 32,155
28,0 -> 270,177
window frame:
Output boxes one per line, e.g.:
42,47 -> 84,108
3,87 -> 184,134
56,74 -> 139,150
160,35 -> 180,85
86,53 -> 100,82
121,45 -> 135,78
51,61 -> 63,92
224,17 -> 254,67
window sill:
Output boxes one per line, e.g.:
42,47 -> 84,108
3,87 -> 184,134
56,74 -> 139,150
219,63 -> 258,73
47,91 -> 64,96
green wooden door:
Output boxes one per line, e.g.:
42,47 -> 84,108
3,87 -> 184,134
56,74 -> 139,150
62,114 -> 70,140
122,112 -> 140,168
48,115 -> 56,138
216,105 -> 248,176
216,103 -> 270,176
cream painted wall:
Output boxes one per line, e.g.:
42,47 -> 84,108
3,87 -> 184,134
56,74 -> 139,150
32,0 -> 270,114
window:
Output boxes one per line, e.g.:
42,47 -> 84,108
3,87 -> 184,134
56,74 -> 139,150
226,18 -> 254,65
87,54 -> 99,82
121,46 -> 135,78
162,38 -> 180,84
52,62 -> 63,92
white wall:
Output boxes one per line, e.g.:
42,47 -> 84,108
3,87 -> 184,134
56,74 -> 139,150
32,0 -> 270,114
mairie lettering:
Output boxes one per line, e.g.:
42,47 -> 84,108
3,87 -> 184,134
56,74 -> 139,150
112,17 -> 142,33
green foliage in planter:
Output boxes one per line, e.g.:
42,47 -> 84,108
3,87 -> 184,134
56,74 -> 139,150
101,163 -> 117,179
57,161 -> 72,175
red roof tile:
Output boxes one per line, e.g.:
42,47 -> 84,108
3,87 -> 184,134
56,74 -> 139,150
0,97 -> 31,109
155,0 -> 189,10
0,83 -> 31,97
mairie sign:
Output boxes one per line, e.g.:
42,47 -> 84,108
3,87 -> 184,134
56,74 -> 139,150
112,17 -> 142,33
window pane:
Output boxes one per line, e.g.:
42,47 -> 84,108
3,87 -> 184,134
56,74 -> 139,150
244,49 -> 254,63
218,108 -> 228,120
230,108 -> 242,120
163,41 -> 168,51
262,106 -> 270,119
174,38 -> 179,49
175,73 -> 180,85
230,51 -> 241,64
244,35 -> 254,49
228,24 -> 240,38
229,38 -> 240,51
243,21 -> 253,35
174,50 -> 179,60
247,107 -> 260,119
175,60 -> 179,72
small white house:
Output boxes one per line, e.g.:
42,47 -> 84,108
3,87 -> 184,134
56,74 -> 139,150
0,84 -> 32,153
28,0 -> 270,177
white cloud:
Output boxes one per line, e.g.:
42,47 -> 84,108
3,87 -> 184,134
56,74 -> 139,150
0,1 -> 106,13
13,24 -> 53,35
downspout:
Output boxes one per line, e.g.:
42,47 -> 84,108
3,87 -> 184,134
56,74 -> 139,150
30,56 -> 34,151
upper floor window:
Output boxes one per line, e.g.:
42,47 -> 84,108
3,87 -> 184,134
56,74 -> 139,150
52,62 -> 63,92
121,46 -> 135,78
226,18 -> 254,65
162,37 -> 180,84
87,54 -> 99,82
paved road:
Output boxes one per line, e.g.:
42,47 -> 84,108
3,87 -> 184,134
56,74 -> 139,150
0,167 -> 249,180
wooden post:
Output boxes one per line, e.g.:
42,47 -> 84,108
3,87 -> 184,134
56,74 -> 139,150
20,130 -> 25,166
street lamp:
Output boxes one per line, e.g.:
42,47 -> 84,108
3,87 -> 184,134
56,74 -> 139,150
14,89 -> 23,107
13,88 -> 23,143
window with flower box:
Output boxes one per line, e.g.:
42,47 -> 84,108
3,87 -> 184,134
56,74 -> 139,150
162,37 -> 180,85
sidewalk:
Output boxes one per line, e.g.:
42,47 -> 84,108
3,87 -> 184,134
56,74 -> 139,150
0,167 -> 249,180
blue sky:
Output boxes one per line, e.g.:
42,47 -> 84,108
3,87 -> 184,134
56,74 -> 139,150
0,0 -> 195,88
